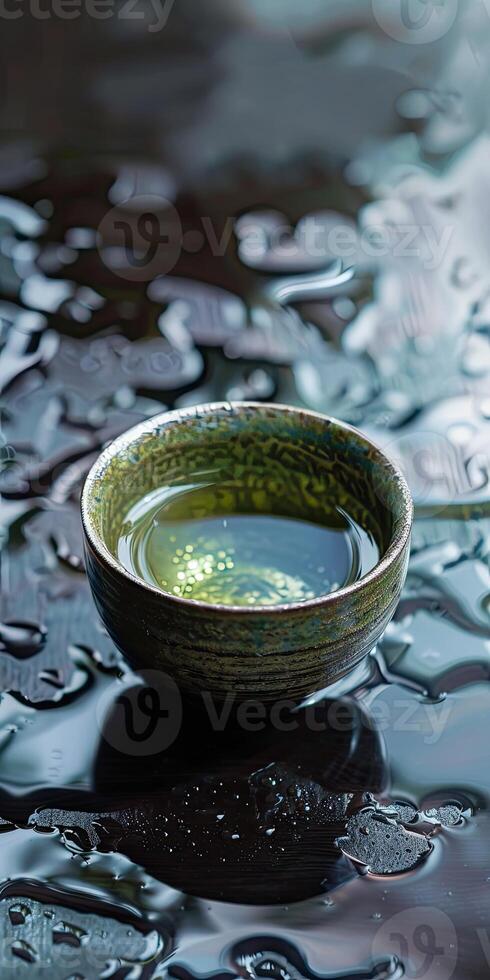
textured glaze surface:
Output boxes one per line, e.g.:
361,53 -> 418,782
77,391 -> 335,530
82,403 -> 412,700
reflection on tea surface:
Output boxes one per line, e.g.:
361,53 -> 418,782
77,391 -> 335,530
117,483 -> 380,605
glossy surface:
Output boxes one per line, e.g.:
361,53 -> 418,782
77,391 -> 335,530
0,131 -> 489,979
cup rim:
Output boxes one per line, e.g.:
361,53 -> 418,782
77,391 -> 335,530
81,401 -> 413,616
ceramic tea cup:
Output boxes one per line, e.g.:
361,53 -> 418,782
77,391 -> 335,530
81,402 -> 412,702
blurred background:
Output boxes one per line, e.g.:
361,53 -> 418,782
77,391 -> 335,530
1,0 -> 489,176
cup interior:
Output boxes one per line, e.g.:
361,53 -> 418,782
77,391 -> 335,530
84,404 -> 408,601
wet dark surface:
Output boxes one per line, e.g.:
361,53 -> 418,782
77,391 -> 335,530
0,146 -> 490,979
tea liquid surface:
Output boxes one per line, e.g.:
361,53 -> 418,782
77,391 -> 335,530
117,484 -> 380,605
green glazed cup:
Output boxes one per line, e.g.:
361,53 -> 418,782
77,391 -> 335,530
81,402 -> 412,702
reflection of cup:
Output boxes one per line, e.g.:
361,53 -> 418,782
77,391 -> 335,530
92,688 -> 388,904
82,402 -> 412,703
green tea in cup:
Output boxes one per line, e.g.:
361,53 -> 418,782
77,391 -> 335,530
117,480 -> 380,607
